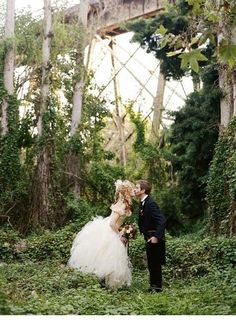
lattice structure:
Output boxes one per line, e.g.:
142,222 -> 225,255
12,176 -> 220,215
66,0 -> 192,165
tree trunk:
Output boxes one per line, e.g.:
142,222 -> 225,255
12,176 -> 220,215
2,0 -> 15,135
70,81 -> 84,136
219,67 -> 233,131
37,0 -> 52,136
218,1 -> 234,131
70,0 -> 89,136
150,70 -> 166,143
30,146 -> 50,228
233,69 -> 236,117
86,38 -> 96,72
68,0 -> 89,199
29,0 -> 52,228
232,27 -> 236,118
110,38 -> 126,166
65,151 -> 81,200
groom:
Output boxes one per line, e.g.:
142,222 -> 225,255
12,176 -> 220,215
135,180 -> 166,293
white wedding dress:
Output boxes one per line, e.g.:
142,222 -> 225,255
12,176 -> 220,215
68,199 -> 132,289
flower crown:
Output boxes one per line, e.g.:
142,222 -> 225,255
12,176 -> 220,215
115,179 -> 133,193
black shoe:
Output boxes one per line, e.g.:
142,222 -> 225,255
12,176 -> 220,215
148,286 -> 162,293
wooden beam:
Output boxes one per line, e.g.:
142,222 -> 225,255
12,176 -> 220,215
95,35 -> 141,97
96,35 -> 155,98
65,0 -> 165,37
97,8 -> 164,37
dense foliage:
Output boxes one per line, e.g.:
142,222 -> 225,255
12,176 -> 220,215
125,106 -> 183,232
207,116 -> 236,236
126,0 -> 236,233
0,9 -> 124,233
168,67 -> 221,219
127,0 -> 214,81
128,0 -> 236,77
0,224 -> 235,315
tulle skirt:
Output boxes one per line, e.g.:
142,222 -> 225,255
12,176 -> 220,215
68,216 -> 132,289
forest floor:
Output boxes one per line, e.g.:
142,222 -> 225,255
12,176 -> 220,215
1,259 -> 235,315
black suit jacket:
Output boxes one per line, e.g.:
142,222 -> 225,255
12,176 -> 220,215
138,196 -> 167,265
138,196 -> 166,241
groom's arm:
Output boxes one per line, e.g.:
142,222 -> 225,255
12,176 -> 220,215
149,201 -> 166,240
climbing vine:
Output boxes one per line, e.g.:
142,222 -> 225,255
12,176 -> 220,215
207,116 -> 236,236
0,41 -> 21,219
126,104 -> 168,191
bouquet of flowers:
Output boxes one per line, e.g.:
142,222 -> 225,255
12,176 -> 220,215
119,223 -> 137,241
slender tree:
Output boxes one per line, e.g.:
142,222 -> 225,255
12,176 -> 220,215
217,0 -> 236,130
29,0 -> 52,228
70,0 -> 89,135
110,37 -> 127,166
67,0 -> 89,199
150,71 -> 166,143
2,0 -> 15,135
37,0 -> 52,136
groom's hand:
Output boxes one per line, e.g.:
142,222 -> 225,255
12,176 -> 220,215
147,236 -> 158,244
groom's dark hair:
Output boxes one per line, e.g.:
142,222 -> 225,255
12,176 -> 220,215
138,180 -> 151,195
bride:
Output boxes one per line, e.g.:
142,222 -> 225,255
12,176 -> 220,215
68,180 -> 134,289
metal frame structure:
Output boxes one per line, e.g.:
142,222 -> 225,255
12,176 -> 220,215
66,0 -> 191,164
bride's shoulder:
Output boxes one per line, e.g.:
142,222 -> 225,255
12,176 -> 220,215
110,201 -> 126,216
110,201 -> 132,217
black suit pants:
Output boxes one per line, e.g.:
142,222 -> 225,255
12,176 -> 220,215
146,242 -> 162,289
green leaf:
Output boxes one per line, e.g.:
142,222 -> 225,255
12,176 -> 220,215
156,24 -> 168,36
179,49 -> 208,73
175,39 -> 184,49
190,58 -> 199,73
186,0 -> 201,14
179,52 -> 190,69
219,42 -> 236,67
190,36 -> 199,46
160,38 -> 168,49
206,12 -> 220,23
194,51 -> 208,62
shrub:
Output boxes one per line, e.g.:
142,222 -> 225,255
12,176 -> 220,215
129,233 -> 236,278
0,200 -> 107,263
0,228 -> 21,261
0,291 -> 10,315
157,185 -> 185,235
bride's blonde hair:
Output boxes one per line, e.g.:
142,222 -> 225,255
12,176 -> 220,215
114,180 -> 133,215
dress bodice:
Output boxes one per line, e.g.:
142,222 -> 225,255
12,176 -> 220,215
110,200 -> 131,230
110,211 -> 126,229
